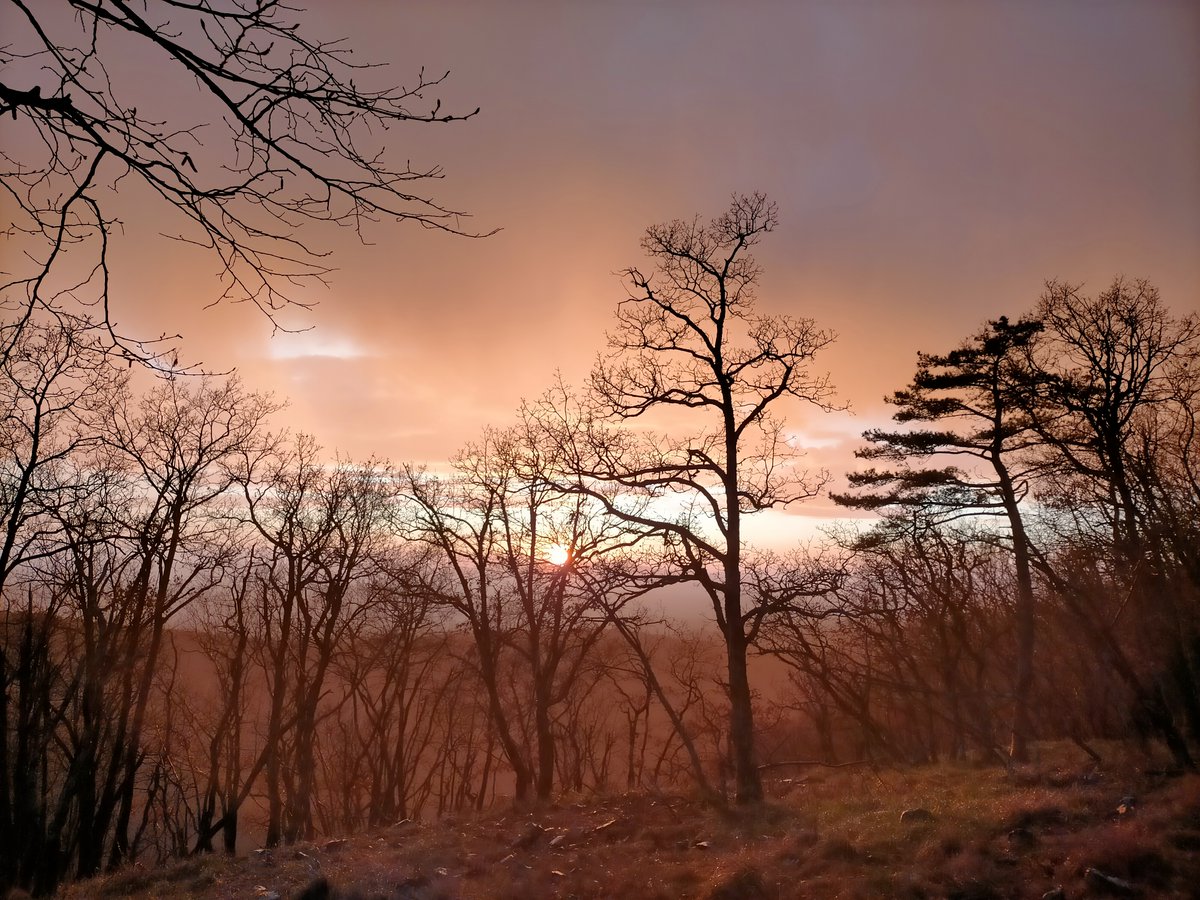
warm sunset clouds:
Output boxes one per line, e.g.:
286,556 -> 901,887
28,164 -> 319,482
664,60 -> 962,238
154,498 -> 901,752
82,0 -> 1198,505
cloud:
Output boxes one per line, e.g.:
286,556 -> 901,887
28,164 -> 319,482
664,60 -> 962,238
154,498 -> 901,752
266,330 -> 368,360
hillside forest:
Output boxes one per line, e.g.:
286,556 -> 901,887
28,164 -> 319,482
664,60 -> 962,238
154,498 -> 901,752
1,2 -> 1197,897
2,198 -> 1198,894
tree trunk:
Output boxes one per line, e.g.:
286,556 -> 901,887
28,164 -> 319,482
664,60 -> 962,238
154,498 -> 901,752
996,460 -> 1036,764
534,677 -> 555,801
1008,534 -> 1036,763
725,628 -> 762,803
478,653 -> 531,803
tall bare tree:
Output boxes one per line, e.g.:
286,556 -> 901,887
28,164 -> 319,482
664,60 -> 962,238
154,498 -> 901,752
322,550 -> 452,829
1022,279 -> 1200,768
91,375 -> 275,869
239,439 -> 399,844
576,193 -> 838,803
0,373 -> 273,893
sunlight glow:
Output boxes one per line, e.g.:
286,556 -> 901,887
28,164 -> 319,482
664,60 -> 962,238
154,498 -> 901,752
546,543 -> 570,566
267,330 -> 366,360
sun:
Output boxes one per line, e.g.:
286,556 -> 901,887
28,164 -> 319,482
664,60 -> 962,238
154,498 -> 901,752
546,543 -> 570,566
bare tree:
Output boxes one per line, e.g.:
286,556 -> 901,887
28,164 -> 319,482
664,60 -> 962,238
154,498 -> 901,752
401,442 -> 535,801
0,316 -> 120,596
189,550 -> 257,855
0,373 -> 273,893
239,439 -> 399,844
88,375 -> 274,870
757,526 -> 1018,766
324,556 -> 452,829
2,0 -> 484,365
1021,279 -> 1200,768
571,193 -> 838,803
402,415 -> 640,802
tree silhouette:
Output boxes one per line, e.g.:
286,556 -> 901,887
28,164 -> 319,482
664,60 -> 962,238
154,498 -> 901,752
402,414 -> 645,803
1022,279 -> 1200,769
1,0 -> 484,366
579,193 -> 839,803
834,317 -> 1044,761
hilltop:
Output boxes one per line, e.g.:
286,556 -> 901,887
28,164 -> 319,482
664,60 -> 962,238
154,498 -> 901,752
60,746 -> 1200,899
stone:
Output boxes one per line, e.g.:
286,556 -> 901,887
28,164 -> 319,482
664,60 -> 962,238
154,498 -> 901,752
1084,867 -> 1135,895
1008,806 -> 1067,830
1040,890 -> 1065,900
899,807 -> 936,824
1168,831 -> 1200,851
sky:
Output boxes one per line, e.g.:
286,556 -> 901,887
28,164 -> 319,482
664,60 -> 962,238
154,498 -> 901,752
18,0 -> 1200,542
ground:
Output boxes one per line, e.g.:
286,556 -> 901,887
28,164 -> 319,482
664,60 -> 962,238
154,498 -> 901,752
60,744 -> 1200,899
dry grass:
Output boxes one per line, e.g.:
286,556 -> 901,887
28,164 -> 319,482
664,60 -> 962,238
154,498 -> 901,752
58,743 -> 1200,899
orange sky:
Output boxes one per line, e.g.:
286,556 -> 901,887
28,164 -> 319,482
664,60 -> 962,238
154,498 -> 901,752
49,0 -> 1199,537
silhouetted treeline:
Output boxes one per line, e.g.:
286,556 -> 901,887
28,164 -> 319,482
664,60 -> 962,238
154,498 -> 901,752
3,275 -> 1198,896
0,325 -> 729,893
793,277 -> 1200,769
825,278 -> 1200,772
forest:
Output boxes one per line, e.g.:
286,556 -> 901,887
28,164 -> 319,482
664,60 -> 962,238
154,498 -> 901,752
2,2 -> 1198,897
3,201 -> 1198,895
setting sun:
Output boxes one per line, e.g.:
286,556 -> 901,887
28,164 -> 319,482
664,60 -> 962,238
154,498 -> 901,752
546,543 -> 570,566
